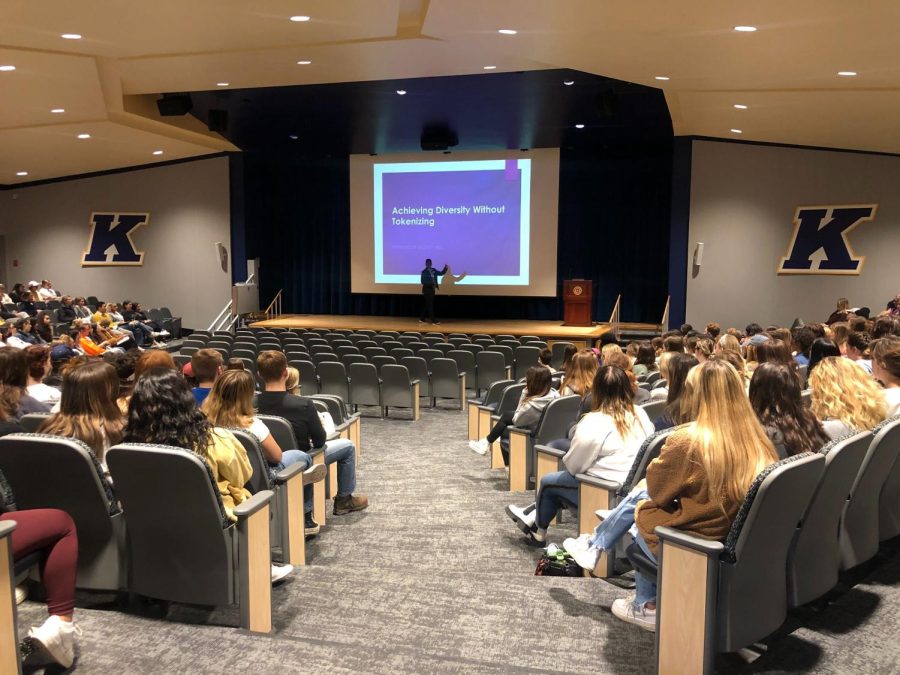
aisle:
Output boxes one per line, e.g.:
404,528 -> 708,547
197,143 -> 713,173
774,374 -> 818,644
16,405 -> 655,673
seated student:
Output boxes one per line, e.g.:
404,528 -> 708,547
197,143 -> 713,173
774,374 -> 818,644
37,279 -> 61,300
872,316 -> 900,340
50,335 -> 79,365
104,350 -> 139,405
0,346 -> 51,416
469,365 -> 559,458
653,353 -> 699,430
2,507 -> 80,669
827,297 -> 851,325
255,350 -> 368,516
559,344 -> 578,377
807,337 -> 841,375
35,311 -> 54,343
750,362 -> 829,458
791,326 -> 816,366
845,332 -> 874,374
662,334 -> 684,355
91,302 -> 114,328
809,356 -> 888,438
1,320 -> 31,350
872,337 -> 900,416
705,322 -> 721,340
648,352 -> 674,402
714,333 -> 742,357
117,350 -> 177,412
604,350 -> 650,404
564,360 -> 779,631
16,317 -> 44,345
538,348 -> 553,372
191,348 -> 224,405
691,336 -> 713,364
126,302 -> 166,335
56,296 -> 78,324
631,342 -> 658,377
18,290 -> 38,317
96,319 -> 135,351
75,322 -> 110,356
202,368 -> 323,535
39,360 -> 124,474
72,297 -> 92,320
560,349 -> 598,398
114,302 -> 158,347
25,344 -> 61,406
124,367 -> 293,582
506,365 -> 653,545
755,338 -> 795,369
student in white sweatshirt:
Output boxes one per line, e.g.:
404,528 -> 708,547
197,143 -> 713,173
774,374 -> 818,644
469,366 -> 559,463
506,365 -> 653,544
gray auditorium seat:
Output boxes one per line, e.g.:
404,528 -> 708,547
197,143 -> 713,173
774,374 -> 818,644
19,412 -> 51,433
475,350 -> 509,395
487,344 -> 515,370
485,382 -> 526,468
106,443 -> 274,633
880,417 -> 900,541
401,356 -> 433,401
317,361 -> 350,402
787,431 -> 872,607
429,357 -> 467,410
506,395 -> 582,491
0,434 -> 125,591
390,347 -> 414,361
640,399 -> 666,421
628,452 -> 825,674
550,341 -> 575,370
513,345 -> 541,379
370,354 -> 397,374
418,348 -> 443,365
341,353 -> 367,369
467,378 -> 514,441
380,364 -> 420,420
842,416 -> 900,566
291,359 -> 319,394
448,349 -> 477,389
348,362 -> 382,415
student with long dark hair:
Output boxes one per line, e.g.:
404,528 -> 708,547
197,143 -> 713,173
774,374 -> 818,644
469,366 -> 558,459
0,346 -> 50,416
506,366 -> 653,544
653,353 -> 699,430
749,363 -> 829,458
807,337 -> 841,375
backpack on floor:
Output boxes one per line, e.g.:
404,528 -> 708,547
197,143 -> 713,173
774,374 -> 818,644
535,550 -> 582,577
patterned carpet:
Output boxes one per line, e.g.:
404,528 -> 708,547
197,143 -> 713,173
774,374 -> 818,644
14,401 -> 900,673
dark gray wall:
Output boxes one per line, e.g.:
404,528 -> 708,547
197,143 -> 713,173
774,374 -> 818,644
685,140 -> 900,329
0,156 -> 231,329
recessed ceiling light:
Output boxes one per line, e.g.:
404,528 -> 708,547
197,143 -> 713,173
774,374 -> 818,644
60,33 -> 82,40
50,108 -> 65,113
289,135 -> 299,140
730,129 -> 743,134
837,71 -> 857,77
0,65 -> 15,72
655,76 -> 670,81
152,150 -> 164,155
498,29 -> 517,35
563,80 -> 575,86
733,25 -> 757,32
483,65 -> 497,70
396,89 -> 407,96
296,60 -> 312,65
290,15 -> 311,22
77,133 -> 91,139
216,82 -> 229,87
575,124 -> 585,129
15,171 -> 28,177
734,104 -> 748,109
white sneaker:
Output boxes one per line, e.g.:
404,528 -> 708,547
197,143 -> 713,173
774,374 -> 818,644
469,438 -> 490,455
611,595 -> 656,632
15,584 -> 27,605
563,535 -> 602,571
505,503 -> 537,536
159,330 -> 170,336
271,562 -> 294,584
531,527 -> 547,544
25,614 -> 79,668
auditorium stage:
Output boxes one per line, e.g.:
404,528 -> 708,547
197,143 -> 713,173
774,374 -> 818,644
251,314 -> 659,345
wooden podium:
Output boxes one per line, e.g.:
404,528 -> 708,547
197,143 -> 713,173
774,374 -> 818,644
563,280 -> 593,326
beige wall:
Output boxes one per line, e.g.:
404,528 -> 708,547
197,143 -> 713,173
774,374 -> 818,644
0,156 -> 231,329
685,140 -> 900,330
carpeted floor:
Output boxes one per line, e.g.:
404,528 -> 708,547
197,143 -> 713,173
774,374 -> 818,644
14,401 -> 900,673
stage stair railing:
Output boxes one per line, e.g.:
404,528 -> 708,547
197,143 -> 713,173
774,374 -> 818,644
264,289 -> 283,321
660,295 -> 671,332
608,294 -> 622,340
207,273 -> 256,333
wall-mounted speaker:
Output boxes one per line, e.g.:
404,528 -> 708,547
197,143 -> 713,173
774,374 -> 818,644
207,109 -> 228,133
156,93 -> 193,116
693,242 -> 705,267
214,241 -> 228,273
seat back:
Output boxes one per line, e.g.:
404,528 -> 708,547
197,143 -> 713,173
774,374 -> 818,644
533,395 -> 582,445
842,416 -> 900,566
257,415 -> 300,453
381,364 -> 415,407
879,417 -> 900,540
348,362 -> 381,407
106,443 -> 233,605
513,345 -> 541,379
550,341 -> 574,370
482,379 -> 515,408
495,382 -> 526,416
429,358 -> 462,398
317,361 -> 350,402
447,350 -> 476,384
371,355 -> 397,373
640,399 -> 666,422
475,350 -> 507,390
418,348 -> 443,365
0,434 -> 122,590
293,360 -> 319,394
619,427 -> 677,495
19,412 -> 52,433
715,452 -> 825,652
787,431 -> 872,607
400,356 -> 431,396
487,344 -> 515,368
310,395 -> 350,424
229,428 -> 272,494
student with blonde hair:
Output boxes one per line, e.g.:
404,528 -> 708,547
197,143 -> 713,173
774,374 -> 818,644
560,349 -> 598,397
809,356 -> 888,438
565,359 -> 778,631
692,337 -> 713,364
715,333 -> 742,356
871,337 -> 900,416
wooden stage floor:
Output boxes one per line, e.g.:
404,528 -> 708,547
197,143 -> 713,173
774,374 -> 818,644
252,314 -> 658,343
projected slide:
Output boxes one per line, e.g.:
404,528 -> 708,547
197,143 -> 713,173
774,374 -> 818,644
374,159 -> 531,285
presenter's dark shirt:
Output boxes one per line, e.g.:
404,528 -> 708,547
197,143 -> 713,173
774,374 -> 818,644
256,391 -> 327,452
420,265 -> 447,290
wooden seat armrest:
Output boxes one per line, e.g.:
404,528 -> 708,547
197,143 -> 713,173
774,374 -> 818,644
535,444 -> 566,459
233,490 -> 274,519
656,526 -> 724,556
410,378 -> 420,385
0,521 -> 14,538
575,473 -> 621,492
272,462 -> 306,484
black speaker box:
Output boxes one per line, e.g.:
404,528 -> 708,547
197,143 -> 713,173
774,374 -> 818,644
207,109 -> 228,133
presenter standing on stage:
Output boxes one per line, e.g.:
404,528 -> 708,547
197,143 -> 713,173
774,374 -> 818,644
419,258 -> 448,325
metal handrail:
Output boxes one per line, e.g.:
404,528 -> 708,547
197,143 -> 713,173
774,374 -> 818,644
264,289 -> 283,321
660,296 -> 671,332
608,294 -> 622,339
206,273 -> 257,333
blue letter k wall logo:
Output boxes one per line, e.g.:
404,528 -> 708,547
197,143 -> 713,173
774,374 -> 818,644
81,212 -> 150,266
778,204 -> 878,275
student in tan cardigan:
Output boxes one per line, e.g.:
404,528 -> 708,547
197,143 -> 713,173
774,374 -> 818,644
565,359 -> 778,631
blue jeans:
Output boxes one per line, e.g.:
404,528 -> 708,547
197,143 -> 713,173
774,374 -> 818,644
588,486 -> 649,549
535,471 -> 580,529
633,532 -> 657,608
324,439 -> 356,497
129,322 -> 153,346
271,449 -> 313,513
